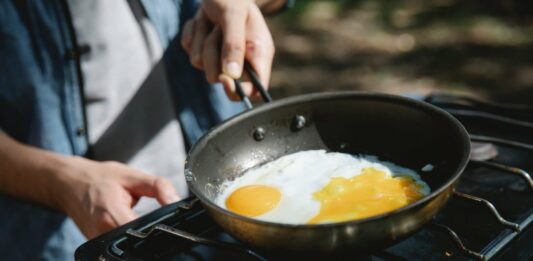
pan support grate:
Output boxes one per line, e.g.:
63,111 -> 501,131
422,99 -> 533,260
422,94 -> 533,261
423,145 -> 532,260
376,158 -> 532,261
126,223 -> 266,261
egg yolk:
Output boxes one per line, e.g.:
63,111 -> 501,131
308,168 -> 423,224
226,185 -> 281,217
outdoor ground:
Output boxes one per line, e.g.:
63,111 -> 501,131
266,0 -> 533,104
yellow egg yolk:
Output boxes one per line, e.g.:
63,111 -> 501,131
308,168 -> 424,224
226,185 -> 281,217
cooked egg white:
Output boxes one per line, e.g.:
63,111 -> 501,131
216,150 -> 430,224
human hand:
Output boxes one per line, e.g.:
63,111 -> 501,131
181,0 -> 275,100
56,157 -> 179,239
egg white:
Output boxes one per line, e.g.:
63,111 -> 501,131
216,150 -> 430,224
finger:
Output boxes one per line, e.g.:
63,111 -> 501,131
240,81 -> 255,98
220,6 -> 248,79
241,73 -> 261,100
243,60 -> 261,101
219,74 -> 254,101
130,195 -> 140,208
95,211 -> 117,237
108,201 -> 138,226
92,201 -> 135,237
121,170 -> 180,204
190,12 -> 211,69
181,19 -> 195,53
202,27 -> 222,83
153,177 -> 180,205
244,4 -> 274,91
219,74 -> 239,101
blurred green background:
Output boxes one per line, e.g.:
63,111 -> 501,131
267,0 -> 533,103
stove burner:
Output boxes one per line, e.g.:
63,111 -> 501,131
75,94 -> 533,261
470,142 -> 498,161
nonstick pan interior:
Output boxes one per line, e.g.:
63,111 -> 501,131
187,92 -> 469,204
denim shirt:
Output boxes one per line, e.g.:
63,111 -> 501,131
0,0 -> 244,259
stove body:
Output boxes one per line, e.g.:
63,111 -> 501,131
76,94 -> 533,261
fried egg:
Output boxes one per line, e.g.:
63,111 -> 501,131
216,150 -> 430,224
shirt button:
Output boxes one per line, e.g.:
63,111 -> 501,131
65,48 -> 77,60
79,44 -> 91,55
65,45 -> 90,60
76,127 -> 86,136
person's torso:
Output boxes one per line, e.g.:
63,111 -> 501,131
0,1 -> 188,259
0,0 -> 244,258
67,0 -> 189,210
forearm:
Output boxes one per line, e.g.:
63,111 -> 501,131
255,0 -> 287,15
0,132 -> 70,211
0,132 -> 179,238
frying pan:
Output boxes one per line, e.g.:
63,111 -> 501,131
184,71 -> 470,254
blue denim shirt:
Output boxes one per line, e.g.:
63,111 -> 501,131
0,0 -> 244,259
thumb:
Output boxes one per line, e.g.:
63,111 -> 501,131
123,172 -> 180,205
220,7 -> 247,79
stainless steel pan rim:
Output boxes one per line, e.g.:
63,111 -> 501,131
185,91 -> 470,230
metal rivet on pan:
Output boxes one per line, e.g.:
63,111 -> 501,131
185,170 -> 194,182
292,115 -> 306,131
253,127 -> 265,141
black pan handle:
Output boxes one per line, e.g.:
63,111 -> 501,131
234,61 -> 273,109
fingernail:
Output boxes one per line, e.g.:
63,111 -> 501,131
224,62 -> 241,79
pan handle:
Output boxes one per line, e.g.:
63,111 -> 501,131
234,61 -> 273,109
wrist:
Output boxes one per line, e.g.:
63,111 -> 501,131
0,134 -> 89,215
46,155 -> 89,215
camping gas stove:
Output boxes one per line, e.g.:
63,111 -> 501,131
76,93 -> 533,261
